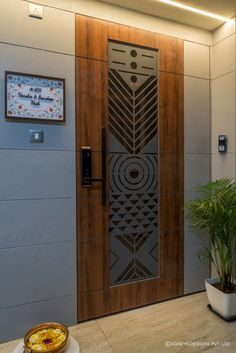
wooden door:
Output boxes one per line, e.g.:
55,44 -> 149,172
76,15 -> 184,321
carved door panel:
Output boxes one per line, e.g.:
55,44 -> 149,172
76,15 -> 184,321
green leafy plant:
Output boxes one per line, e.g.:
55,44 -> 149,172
186,178 -> 236,292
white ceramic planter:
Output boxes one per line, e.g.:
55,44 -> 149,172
205,278 -> 236,319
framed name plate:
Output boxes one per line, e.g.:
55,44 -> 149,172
5,71 -> 65,122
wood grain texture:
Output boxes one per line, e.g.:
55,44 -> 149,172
75,15 -> 184,74
160,228 -> 184,277
77,272 -> 184,321
78,287 -> 122,321
76,15 -> 184,322
160,193 -> 184,231
77,198 -> 107,241
78,237 -> 108,293
159,72 -> 184,154
76,57 -> 108,151
76,15 -> 109,61
160,153 -> 184,194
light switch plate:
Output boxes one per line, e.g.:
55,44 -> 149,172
29,3 -> 43,19
30,129 -> 44,143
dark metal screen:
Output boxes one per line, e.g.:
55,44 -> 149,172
108,40 -> 159,286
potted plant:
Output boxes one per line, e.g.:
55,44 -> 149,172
186,178 -> 236,320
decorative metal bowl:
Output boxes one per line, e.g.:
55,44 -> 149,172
24,322 -> 69,353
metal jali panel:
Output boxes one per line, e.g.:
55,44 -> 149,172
108,40 -> 159,286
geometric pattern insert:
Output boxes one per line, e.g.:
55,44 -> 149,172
108,40 -> 159,286
109,184 -> 159,285
109,71 -> 158,154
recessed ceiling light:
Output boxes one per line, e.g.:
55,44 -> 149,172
158,0 -> 230,22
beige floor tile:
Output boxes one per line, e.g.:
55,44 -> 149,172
1,293 -> 236,353
96,292 -> 236,353
0,321 -> 113,353
0,338 -> 21,353
69,321 -> 114,353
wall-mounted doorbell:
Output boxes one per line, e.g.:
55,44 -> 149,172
218,135 -> 227,153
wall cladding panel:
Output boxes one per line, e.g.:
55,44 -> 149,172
24,0 -> 212,45
212,153 -> 236,180
0,43 -> 75,151
0,0 -> 75,54
211,34 -> 235,79
0,295 -> 77,343
213,18 -> 235,45
211,72 -> 235,154
0,150 -> 75,200
184,41 -> 209,79
0,242 -> 76,309
185,154 -> 210,192
0,1 -> 77,343
184,267 -> 209,294
0,198 -> 75,249
185,229 -> 209,271
184,77 -> 210,154
184,60 -> 210,293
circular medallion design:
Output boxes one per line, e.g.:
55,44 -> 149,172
110,155 -> 158,193
130,49 -> 137,57
130,75 -> 137,83
129,168 -> 139,179
131,61 -> 137,69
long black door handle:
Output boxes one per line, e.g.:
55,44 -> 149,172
101,127 -> 106,207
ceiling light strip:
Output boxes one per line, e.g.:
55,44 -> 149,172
158,0 -> 230,22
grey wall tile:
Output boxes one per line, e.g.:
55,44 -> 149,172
185,226 -> 209,247
185,154 -> 210,192
211,153 -> 236,180
185,228 -> 209,271
0,198 -> 76,248
211,34 -> 235,79
213,18 -> 235,45
184,193 -> 210,294
0,150 -> 75,200
184,267 -> 209,294
184,41 -> 210,79
211,72 -> 235,154
0,43 -> 75,151
184,77 -> 210,154
0,0 -> 75,55
0,295 -> 77,343
0,242 -> 76,308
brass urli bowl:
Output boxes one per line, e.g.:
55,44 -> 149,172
24,322 -> 69,353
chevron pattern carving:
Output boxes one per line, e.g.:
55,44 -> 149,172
108,40 -> 159,286
109,70 -> 158,154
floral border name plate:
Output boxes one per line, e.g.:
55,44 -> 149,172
5,71 -> 65,122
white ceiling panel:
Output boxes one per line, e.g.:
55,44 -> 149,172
100,0 -> 236,31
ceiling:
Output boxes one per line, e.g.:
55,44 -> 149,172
100,0 -> 236,31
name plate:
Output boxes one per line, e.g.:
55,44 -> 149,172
5,71 -> 65,122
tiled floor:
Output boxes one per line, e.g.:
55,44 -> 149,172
1,292 -> 236,353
